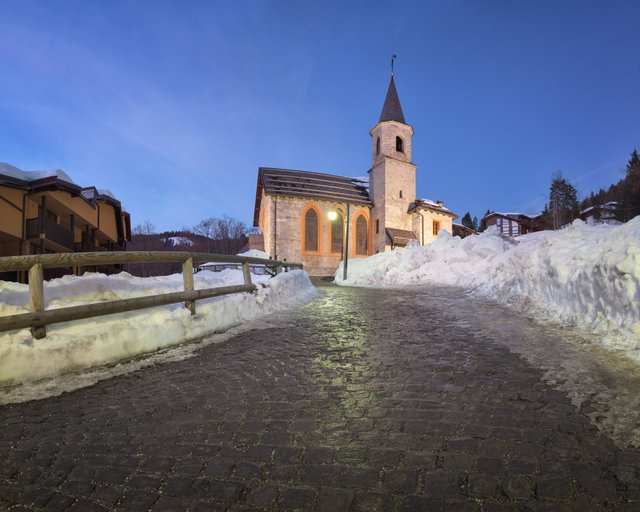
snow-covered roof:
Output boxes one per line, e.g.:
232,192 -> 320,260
580,202 -> 620,215
98,189 -> 116,199
409,198 -> 457,218
417,198 -> 449,211
0,163 -> 77,184
1,162 -> 122,207
491,212 -> 527,217
0,162 -> 26,180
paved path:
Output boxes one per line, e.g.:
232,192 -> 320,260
1,284 -> 640,511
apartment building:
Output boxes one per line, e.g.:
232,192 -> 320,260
0,163 -> 131,281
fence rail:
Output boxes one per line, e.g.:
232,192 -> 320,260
0,251 -> 302,339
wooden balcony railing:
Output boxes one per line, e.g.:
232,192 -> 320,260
26,218 -> 74,250
0,251 -> 302,339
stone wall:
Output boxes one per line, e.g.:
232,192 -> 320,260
370,157 -> 417,253
258,192 -> 372,276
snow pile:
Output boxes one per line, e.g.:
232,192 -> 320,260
336,218 -> 640,350
237,248 -> 269,259
0,269 -> 317,386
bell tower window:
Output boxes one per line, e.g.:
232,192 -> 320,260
376,137 -> 380,155
396,136 -> 403,153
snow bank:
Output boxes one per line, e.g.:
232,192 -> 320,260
336,218 -> 640,353
0,269 -> 318,386
237,249 -> 269,259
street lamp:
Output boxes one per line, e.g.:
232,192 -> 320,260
328,203 -> 350,281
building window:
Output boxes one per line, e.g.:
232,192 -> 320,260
375,219 -> 379,234
376,137 -> 380,155
396,136 -> 403,153
330,211 -> 343,254
304,207 -> 319,252
432,220 -> 440,236
355,215 -> 368,256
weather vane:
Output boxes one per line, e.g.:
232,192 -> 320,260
391,54 -> 397,77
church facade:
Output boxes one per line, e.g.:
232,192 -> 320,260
252,75 -> 457,276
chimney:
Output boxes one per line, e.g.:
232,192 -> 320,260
436,200 -> 443,208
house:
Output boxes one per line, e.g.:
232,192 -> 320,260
452,223 -> 476,238
0,163 -> 131,281
482,212 -> 535,237
580,202 -> 621,224
251,74 -> 457,276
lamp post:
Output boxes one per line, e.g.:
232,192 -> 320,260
328,203 -> 350,281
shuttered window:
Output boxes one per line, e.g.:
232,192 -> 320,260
356,215 -> 368,255
304,208 -> 319,252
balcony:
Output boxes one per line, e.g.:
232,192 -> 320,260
26,218 -> 74,250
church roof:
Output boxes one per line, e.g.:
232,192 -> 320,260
379,77 -> 406,124
254,167 -> 371,226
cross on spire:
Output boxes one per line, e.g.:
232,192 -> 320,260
391,54 -> 397,77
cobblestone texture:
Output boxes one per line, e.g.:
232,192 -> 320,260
1,284 -> 640,511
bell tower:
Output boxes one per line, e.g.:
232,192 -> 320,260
369,70 -> 416,253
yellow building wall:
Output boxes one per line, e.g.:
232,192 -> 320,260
97,202 -> 118,242
412,209 -> 455,245
0,186 -> 25,239
46,191 -> 98,226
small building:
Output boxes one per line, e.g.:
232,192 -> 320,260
452,223 -> 476,238
482,212 -> 534,237
252,74 -> 458,276
580,202 -> 621,224
0,163 -> 131,281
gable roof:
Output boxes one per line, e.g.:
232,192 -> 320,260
254,167 -> 371,226
408,198 -> 458,218
379,77 -> 406,124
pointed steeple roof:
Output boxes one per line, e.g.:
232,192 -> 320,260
379,76 -> 406,124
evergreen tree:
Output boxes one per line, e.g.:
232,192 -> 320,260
461,212 -> 475,230
472,216 -> 479,231
548,171 -> 579,229
622,149 -> 640,220
478,210 -> 492,232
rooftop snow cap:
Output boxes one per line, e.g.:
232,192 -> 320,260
379,76 -> 406,124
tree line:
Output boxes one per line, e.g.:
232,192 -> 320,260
125,215 -> 249,276
460,148 -> 640,233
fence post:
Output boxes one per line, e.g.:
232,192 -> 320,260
29,263 -> 46,339
276,264 -> 283,275
182,257 -> 196,315
242,261 -> 252,287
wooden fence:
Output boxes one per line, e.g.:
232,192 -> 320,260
0,251 -> 302,339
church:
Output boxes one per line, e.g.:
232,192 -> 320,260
251,73 -> 457,276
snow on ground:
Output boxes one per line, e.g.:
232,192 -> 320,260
0,268 -> 318,387
237,248 -> 269,259
336,217 -> 640,357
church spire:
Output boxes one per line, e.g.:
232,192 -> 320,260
378,75 -> 406,124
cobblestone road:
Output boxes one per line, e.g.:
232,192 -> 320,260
2,284 -> 640,511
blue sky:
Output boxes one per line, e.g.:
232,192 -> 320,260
1,0 -> 638,230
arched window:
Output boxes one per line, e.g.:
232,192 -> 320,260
355,215 -> 368,256
376,137 -> 380,155
396,136 -> 403,153
330,211 -> 343,254
304,208 -> 319,252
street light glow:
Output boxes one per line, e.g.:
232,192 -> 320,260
327,211 -> 338,221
